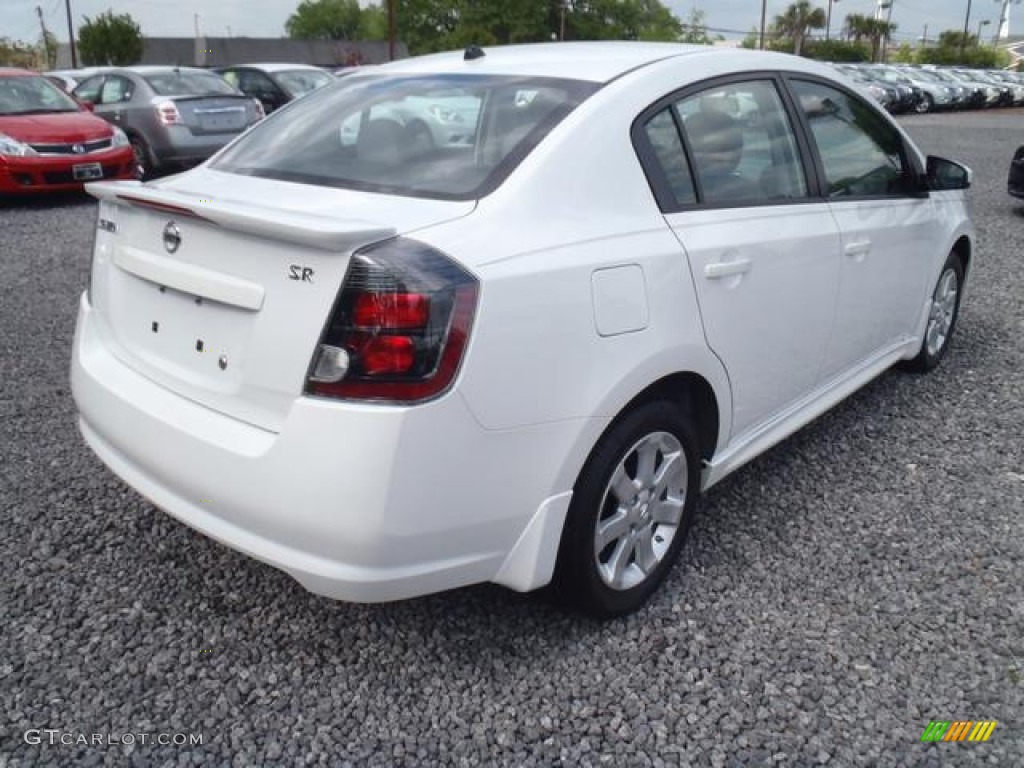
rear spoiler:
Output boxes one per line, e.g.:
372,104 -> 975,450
86,180 -> 396,253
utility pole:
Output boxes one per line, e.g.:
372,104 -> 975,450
994,0 -> 1021,44
883,0 -> 894,62
64,0 -> 77,68
826,0 -> 838,42
560,1 -> 567,41
387,0 -> 396,61
36,5 -> 51,68
759,0 -> 768,50
962,0 -> 973,56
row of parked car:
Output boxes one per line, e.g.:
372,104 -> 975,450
0,63 -> 337,194
837,62 -> 1024,113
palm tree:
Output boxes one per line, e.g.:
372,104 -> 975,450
842,13 -> 895,61
868,19 -> 897,62
774,0 -> 827,56
844,13 -> 873,43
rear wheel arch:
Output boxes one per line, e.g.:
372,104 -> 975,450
616,372 -> 720,467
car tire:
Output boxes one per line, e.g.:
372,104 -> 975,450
130,135 -> 153,180
916,94 -> 933,114
902,251 -> 964,373
550,400 -> 701,618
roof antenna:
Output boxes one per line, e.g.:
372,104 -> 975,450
464,44 -> 485,61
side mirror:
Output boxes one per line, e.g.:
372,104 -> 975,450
78,99 -> 95,112
926,155 -> 972,191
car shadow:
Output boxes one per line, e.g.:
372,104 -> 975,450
0,190 -> 96,209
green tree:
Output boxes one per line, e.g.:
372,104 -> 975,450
803,39 -> 870,62
841,12 -> 893,61
286,0 -> 364,40
41,30 -> 58,69
843,13 -> 872,43
0,37 -> 38,68
774,1 -> 826,56
78,11 -> 143,66
892,42 -> 914,63
389,0 -> 682,56
566,0 -> 682,42
679,8 -> 713,45
914,31 -> 1010,67
740,25 -> 760,49
869,20 -> 896,61
358,3 -> 389,40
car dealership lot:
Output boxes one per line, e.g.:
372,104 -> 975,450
2,110 -> 1022,765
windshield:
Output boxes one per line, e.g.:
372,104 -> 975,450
275,69 -> 333,97
0,74 -> 81,115
213,74 -> 598,200
144,71 -> 238,97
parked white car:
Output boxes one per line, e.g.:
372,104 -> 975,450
71,43 -> 974,617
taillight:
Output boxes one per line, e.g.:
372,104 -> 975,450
155,100 -> 182,125
307,238 -> 478,403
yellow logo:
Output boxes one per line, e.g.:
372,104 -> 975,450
921,721 -> 997,742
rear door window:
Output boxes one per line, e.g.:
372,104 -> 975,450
677,80 -> 809,206
634,78 -> 809,210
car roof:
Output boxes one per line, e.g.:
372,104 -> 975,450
219,63 -> 326,73
0,68 -> 36,78
372,41 -> 725,83
44,67 -> 110,76
111,66 -> 212,75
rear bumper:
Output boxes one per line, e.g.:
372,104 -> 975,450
0,148 -> 135,193
71,294 -> 589,601
150,126 -> 251,170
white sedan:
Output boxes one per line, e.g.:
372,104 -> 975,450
72,42 -> 974,617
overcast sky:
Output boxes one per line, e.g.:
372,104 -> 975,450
1,0 -> 1012,46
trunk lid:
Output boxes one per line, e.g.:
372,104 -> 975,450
86,170 -> 476,431
172,95 -> 253,135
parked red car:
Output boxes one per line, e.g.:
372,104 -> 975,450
0,68 -> 137,194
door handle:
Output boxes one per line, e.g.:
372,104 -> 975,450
704,259 -> 752,279
844,241 -> 872,260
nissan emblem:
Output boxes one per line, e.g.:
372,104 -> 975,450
162,221 -> 181,254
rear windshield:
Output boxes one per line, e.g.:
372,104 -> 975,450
144,71 -> 238,97
212,74 -> 598,200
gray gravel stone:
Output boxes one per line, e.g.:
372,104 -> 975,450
1,111 -> 1023,766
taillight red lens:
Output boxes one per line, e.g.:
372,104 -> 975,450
307,238 -> 479,403
155,100 -> 182,126
353,292 -> 430,329
361,336 -> 415,375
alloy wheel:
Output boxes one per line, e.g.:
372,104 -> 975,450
593,431 -> 688,591
925,267 -> 959,358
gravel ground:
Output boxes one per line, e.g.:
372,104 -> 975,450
2,111 -> 1023,767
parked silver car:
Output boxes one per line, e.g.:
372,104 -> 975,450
73,66 -> 263,177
